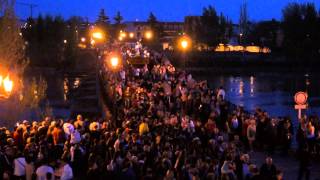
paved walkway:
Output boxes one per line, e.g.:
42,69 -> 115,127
250,151 -> 320,180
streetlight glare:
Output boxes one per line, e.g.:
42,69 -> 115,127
92,32 -> 103,39
110,57 -> 119,68
81,37 -> 86,42
129,32 -> 134,38
120,32 -> 127,38
181,40 -> 188,49
145,31 -> 152,39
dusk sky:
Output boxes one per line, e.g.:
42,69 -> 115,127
15,0 -> 320,23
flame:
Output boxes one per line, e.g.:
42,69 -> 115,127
0,75 -> 3,87
3,75 -> 13,93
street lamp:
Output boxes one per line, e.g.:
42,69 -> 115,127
105,53 -> 121,126
92,32 -> 104,40
144,31 -> 153,40
110,57 -> 119,69
181,40 -> 189,50
129,32 -> 134,38
81,37 -> 86,42
178,36 -> 191,71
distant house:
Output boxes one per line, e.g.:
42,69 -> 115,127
123,21 -> 184,49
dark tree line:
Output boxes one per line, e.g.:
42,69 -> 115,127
22,15 -> 82,68
281,2 -> 320,60
21,9 -> 127,68
185,5 -> 233,49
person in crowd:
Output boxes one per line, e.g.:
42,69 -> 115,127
13,151 -> 26,179
260,156 -> 277,180
36,160 -> 54,180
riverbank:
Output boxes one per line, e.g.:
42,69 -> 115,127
165,51 -> 320,73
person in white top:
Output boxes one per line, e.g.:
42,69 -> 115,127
217,86 -> 226,100
13,154 -> 26,178
55,157 -> 73,180
36,164 -> 54,180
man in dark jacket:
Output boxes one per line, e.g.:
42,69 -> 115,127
260,156 -> 277,180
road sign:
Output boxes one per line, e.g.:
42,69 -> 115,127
294,91 -> 308,120
294,92 -> 308,105
295,104 -> 307,110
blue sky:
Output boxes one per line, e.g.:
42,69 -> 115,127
15,0 -> 320,23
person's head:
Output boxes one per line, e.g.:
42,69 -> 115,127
77,114 -> 83,121
266,156 -> 273,165
276,170 -> 283,180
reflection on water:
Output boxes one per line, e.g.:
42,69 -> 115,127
200,72 -> 320,123
63,78 -> 69,101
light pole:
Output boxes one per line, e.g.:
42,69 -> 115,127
179,36 -> 191,71
105,53 -> 121,126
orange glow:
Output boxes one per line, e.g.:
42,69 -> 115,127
214,44 -> 271,53
0,75 -> 3,87
178,36 -> 191,51
92,32 -> 103,39
110,57 -> 119,68
3,76 -> 13,93
144,31 -> 152,39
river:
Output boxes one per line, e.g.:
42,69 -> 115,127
197,71 -> 320,124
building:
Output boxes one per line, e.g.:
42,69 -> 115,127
123,21 -> 184,49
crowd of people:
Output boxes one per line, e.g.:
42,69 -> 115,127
0,46 -> 319,180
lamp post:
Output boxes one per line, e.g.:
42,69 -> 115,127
179,36 -> 191,71
144,31 -> 153,40
105,53 -> 121,126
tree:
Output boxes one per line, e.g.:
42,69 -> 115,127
96,8 -> 110,28
282,2 -> 320,60
147,12 -> 158,26
146,12 -> 163,44
239,1 -> 249,44
114,11 -> 123,25
247,19 -> 280,49
112,11 -> 125,39
0,0 -> 25,69
0,0 -> 48,124
199,6 -> 220,47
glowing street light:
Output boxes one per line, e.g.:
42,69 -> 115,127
81,37 -> 86,42
181,40 -> 189,49
179,36 -> 191,51
92,32 -> 103,40
120,32 -> 127,38
110,57 -> 119,68
178,35 -> 192,71
63,39 -> 67,44
144,31 -> 153,40
129,32 -> 134,38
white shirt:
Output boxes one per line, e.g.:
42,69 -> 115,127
36,165 -> 54,180
70,130 -> 81,144
60,164 -> 73,180
14,157 -> 26,176
217,89 -> 226,100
